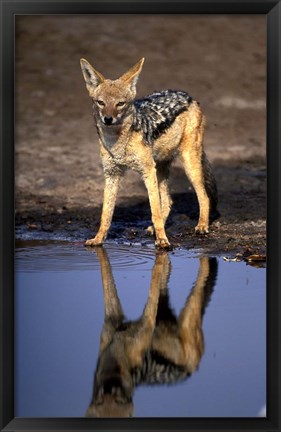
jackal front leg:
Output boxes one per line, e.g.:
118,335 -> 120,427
85,174 -> 121,247
146,161 -> 172,237
143,168 -> 171,250
127,253 -> 164,366
95,247 -> 124,353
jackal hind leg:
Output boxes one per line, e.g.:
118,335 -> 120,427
146,162 -> 172,237
180,128 -> 210,234
178,257 -> 217,372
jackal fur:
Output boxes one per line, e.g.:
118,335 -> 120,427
80,57 -> 217,249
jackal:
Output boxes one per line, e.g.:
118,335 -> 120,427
86,248 -> 218,417
80,58 -> 218,249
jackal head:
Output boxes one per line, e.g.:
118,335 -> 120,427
85,359 -> 134,417
80,58 -> 144,126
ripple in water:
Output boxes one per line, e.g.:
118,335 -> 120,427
15,241 -> 163,273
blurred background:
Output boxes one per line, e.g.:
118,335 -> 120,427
15,15 -> 266,228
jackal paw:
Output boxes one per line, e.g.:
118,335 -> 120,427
85,238 -> 103,247
195,224 -> 209,235
146,225 -> 155,236
155,238 -> 173,250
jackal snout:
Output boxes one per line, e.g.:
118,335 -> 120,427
95,94 -> 131,126
104,115 -> 114,126
98,102 -> 118,126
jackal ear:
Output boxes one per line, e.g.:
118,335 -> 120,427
80,58 -> 105,91
119,58 -> 145,92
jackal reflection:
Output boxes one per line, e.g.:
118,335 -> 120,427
86,249 -> 218,417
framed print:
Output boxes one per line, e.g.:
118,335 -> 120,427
1,0 -> 280,431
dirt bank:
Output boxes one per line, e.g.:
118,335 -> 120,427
15,15 -> 266,256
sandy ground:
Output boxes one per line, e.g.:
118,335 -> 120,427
15,15 -> 266,257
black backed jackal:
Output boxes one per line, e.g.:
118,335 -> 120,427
86,248 -> 218,417
80,58 -> 218,249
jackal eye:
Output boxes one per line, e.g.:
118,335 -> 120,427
96,100 -> 105,107
116,101 -> 126,107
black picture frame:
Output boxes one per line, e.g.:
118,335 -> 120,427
0,1 -> 280,431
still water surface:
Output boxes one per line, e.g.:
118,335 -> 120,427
15,241 -> 266,418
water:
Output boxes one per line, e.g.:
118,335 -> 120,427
15,241 -> 266,418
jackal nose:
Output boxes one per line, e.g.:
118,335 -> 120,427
104,115 -> 113,125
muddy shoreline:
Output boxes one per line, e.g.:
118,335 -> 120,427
15,157 -> 266,257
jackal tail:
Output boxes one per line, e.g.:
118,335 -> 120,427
201,257 -> 218,313
202,152 -> 218,213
